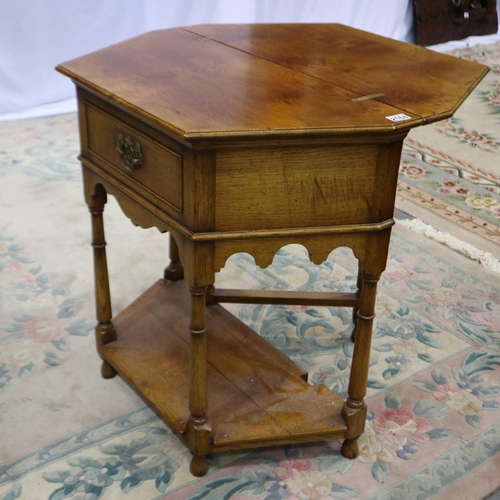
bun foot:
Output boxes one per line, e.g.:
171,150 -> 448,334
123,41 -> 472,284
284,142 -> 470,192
101,360 -> 117,379
190,455 -> 208,477
341,438 -> 359,459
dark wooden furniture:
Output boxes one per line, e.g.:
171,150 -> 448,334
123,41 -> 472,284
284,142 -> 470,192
56,23 -> 488,476
413,0 -> 498,46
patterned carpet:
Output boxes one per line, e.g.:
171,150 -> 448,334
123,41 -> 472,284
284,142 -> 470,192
398,42 -> 500,261
1,44 -> 500,500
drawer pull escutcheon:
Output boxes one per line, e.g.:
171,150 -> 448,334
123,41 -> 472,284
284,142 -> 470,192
116,133 -> 142,171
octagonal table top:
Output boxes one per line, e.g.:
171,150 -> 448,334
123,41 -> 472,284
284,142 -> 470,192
57,23 -> 489,143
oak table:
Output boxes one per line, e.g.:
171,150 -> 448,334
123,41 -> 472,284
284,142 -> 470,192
57,24 -> 488,476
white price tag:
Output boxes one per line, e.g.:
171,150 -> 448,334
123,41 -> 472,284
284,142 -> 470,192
386,114 -> 412,122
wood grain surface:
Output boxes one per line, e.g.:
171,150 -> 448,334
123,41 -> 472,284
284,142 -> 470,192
56,24 -> 488,142
103,280 -> 347,450
63,23 -> 489,474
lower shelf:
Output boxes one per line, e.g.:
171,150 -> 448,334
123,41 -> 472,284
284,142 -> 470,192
102,279 -> 347,451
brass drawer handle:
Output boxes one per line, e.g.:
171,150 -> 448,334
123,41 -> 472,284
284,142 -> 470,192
116,133 -> 142,172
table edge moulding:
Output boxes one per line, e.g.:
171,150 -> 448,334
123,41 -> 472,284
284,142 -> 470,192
56,23 -> 488,476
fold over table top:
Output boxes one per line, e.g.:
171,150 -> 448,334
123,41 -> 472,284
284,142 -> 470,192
57,23 -> 488,142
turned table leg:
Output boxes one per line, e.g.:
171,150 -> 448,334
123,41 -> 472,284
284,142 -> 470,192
186,285 -> 212,476
351,261 -> 365,343
88,187 -> 117,379
341,271 -> 380,458
164,233 -> 184,281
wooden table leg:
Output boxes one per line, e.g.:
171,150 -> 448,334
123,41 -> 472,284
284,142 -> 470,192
341,270 -> 380,458
88,186 -> 117,379
351,261 -> 365,343
164,233 -> 184,281
186,285 -> 212,476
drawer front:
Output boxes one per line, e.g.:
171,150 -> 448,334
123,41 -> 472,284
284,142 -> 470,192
85,102 -> 183,213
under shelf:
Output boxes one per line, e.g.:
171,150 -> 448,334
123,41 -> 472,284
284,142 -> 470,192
102,279 -> 347,451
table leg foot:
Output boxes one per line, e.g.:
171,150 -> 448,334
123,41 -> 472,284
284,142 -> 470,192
190,455 -> 208,477
101,360 -> 117,379
340,438 -> 359,459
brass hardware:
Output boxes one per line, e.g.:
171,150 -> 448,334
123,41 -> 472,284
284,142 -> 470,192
116,133 -> 142,171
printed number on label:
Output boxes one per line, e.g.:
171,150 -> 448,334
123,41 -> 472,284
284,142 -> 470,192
386,114 -> 412,122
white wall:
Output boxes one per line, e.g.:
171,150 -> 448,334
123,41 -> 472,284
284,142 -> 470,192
0,1 -> 414,121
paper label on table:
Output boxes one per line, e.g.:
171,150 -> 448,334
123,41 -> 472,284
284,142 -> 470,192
386,114 -> 412,122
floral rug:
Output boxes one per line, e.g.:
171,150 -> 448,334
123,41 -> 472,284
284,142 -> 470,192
399,42 -> 500,260
1,59 -> 500,499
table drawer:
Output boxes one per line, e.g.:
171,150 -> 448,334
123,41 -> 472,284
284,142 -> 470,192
84,101 -> 183,213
